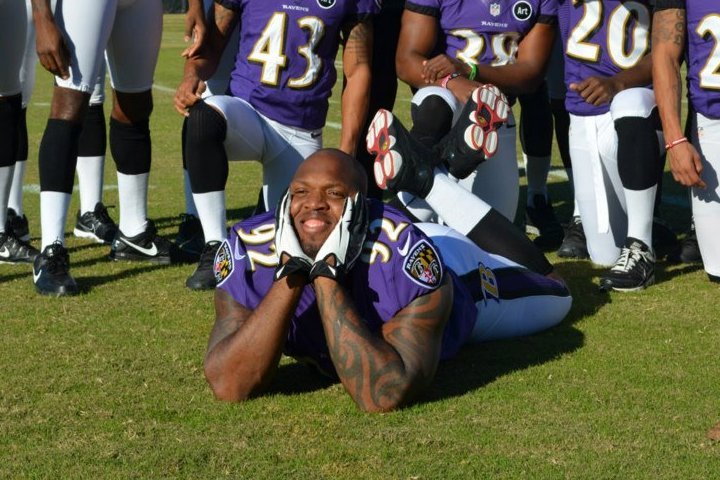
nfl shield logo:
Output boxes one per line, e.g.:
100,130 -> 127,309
490,2 -> 501,17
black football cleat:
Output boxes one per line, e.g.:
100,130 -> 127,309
0,231 -> 40,264
599,237 -> 656,292
557,216 -> 589,259
435,84 -> 510,179
33,242 -> 78,297
678,222 -> 702,264
175,213 -> 205,262
525,194 -> 564,250
109,220 -> 177,264
366,109 -> 436,198
185,241 -> 222,290
73,202 -> 118,244
6,208 -> 30,242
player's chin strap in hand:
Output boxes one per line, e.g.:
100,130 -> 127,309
309,193 -> 369,282
274,191 -> 313,282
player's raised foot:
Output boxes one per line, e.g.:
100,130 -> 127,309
366,109 -> 435,198
175,213 -> 205,262
6,208 -> 30,242
556,216 -> 589,259
33,242 -> 78,297
109,220 -> 177,264
73,202 -> 118,244
525,194 -> 564,250
0,231 -> 40,264
185,241 -> 222,290
434,84 -> 510,179
599,238 -> 655,292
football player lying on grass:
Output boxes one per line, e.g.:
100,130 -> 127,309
204,87 -> 572,412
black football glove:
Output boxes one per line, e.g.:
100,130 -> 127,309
274,191 -> 312,281
309,193 -> 369,281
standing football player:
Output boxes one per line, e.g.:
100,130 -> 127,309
394,0 -> 559,223
174,0 -> 377,290
558,0 -> 665,291
652,0 -> 720,283
31,0 -> 169,297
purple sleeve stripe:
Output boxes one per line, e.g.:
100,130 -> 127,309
405,2 -> 440,18
215,0 -> 241,12
538,14 -> 558,26
654,0 -> 685,10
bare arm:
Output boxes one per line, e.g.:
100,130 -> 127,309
339,20 -> 373,155
182,0 -> 208,58
204,276 -> 306,401
652,7 -> 705,188
174,3 -> 238,116
395,10 -> 440,88
31,0 -> 69,79
313,276 -> 453,412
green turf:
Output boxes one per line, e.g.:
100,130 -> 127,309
2,14 -> 719,479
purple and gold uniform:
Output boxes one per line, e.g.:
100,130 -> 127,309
558,0 -> 654,116
215,200 -> 571,376
406,0 -> 558,67
217,0 -> 379,130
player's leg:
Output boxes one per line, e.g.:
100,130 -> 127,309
518,81 -> 563,249
105,0 -> 172,264
74,72 -> 118,244
691,113 -> 720,282
410,87 -> 458,148
600,88 -> 660,291
33,0 -> 115,296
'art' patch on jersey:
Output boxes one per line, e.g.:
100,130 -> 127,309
214,241 -> 234,286
402,239 -> 442,289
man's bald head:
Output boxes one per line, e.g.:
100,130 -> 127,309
293,148 -> 368,195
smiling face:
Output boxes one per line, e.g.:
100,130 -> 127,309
288,149 -> 363,258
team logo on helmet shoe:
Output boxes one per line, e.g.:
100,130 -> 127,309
317,0 -> 336,9
512,0 -> 533,21
403,239 -> 443,289
213,240 -> 234,286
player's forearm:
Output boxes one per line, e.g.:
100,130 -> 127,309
609,55 -> 653,92
340,66 -> 371,155
313,279 -> 421,412
30,0 -> 53,21
204,281 -> 304,401
397,51 -> 433,89
472,63 -> 546,96
652,9 -> 687,142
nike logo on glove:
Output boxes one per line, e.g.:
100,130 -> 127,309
123,239 -> 158,256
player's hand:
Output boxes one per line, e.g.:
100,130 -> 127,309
174,73 -> 206,116
569,76 -> 621,106
309,193 -> 368,281
274,191 -> 313,281
34,17 -> 70,80
182,1 -> 207,58
446,76 -> 479,104
668,142 -> 706,189
422,55 -> 467,84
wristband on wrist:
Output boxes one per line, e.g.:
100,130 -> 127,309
466,62 -> 478,81
441,72 -> 462,89
665,137 -> 688,150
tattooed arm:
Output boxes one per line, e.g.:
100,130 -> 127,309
652,6 -> 704,188
339,19 -> 373,155
174,2 -> 239,115
204,277 -> 306,401
313,276 -> 453,412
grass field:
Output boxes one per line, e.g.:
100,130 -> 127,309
2,14 -> 720,479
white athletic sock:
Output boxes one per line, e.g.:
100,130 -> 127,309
0,165 -> 15,232
76,155 -> 105,214
117,172 -> 148,237
573,199 -> 580,218
193,191 -> 227,243
183,169 -> 198,217
41,191 -> 72,249
8,159 -> 26,215
625,186 -> 657,247
424,170 -> 491,236
524,154 -> 552,205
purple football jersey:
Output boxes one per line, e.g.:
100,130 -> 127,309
558,0 -> 653,116
406,0 -> 558,66
218,0 -> 378,130
683,1 -> 720,119
215,200 -> 477,377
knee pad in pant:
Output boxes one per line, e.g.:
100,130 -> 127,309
615,112 -> 662,191
0,95 -> 22,167
38,119 -> 82,193
110,117 -> 151,175
78,104 -> 107,157
185,101 -> 228,193
410,95 -> 453,148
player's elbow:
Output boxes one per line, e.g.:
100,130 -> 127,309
204,358 -> 265,402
